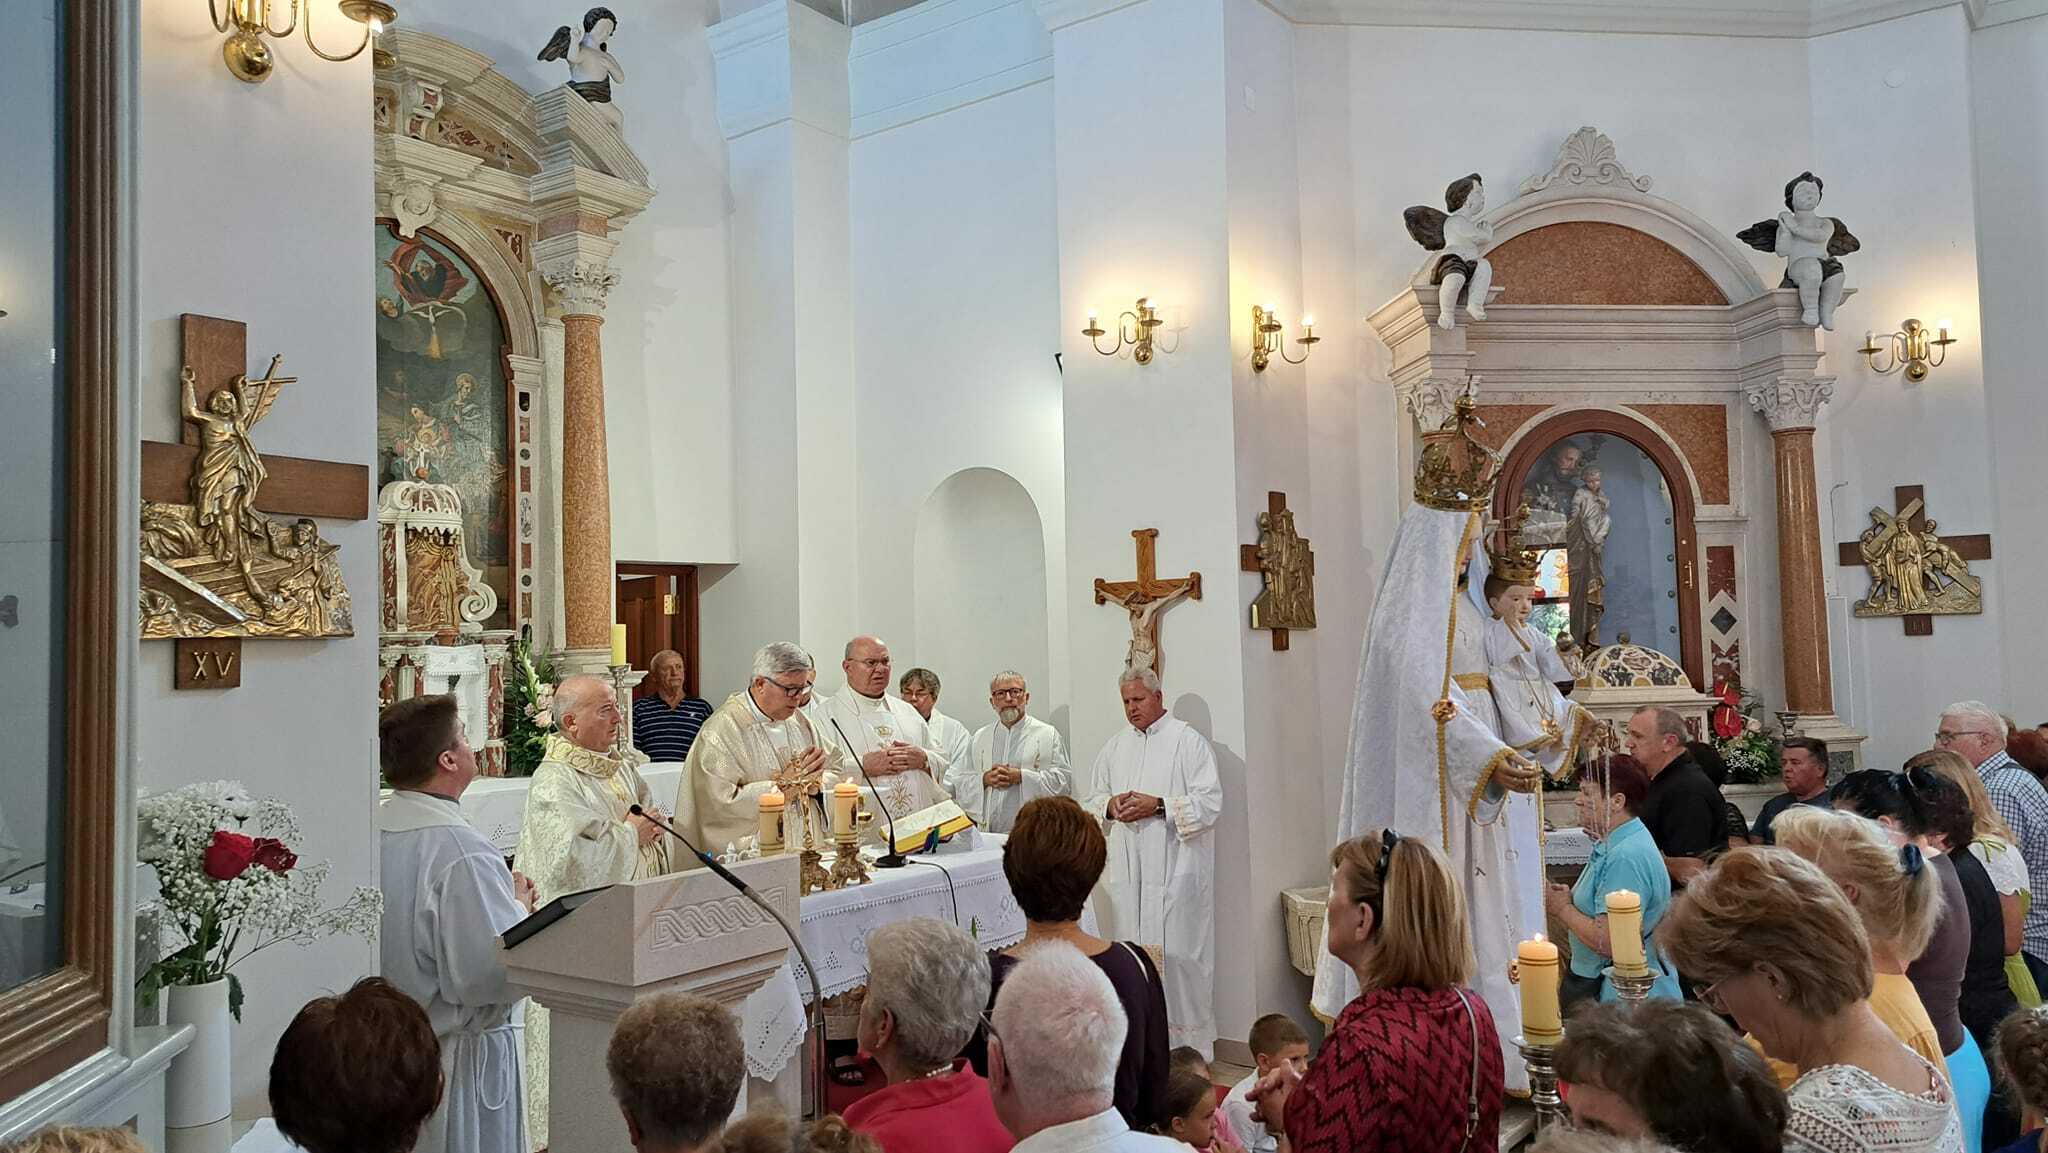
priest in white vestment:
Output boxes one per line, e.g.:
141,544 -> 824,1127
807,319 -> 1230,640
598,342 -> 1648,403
377,694 -> 535,1153
953,670 -> 1071,833
514,674 -> 671,1151
1310,394 -> 1546,1092
1082,666 -> 1223,1056
811,636 -> 952,828
673,641 -> 832,857
899,666 -> 976,778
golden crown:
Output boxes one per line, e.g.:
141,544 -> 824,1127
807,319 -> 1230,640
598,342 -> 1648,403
1487,504 -> 1543,584
1413,391 -> 1501,511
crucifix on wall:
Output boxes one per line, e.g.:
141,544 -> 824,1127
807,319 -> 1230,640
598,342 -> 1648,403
140,314 -> 371,687
1836,484 -> 1990,636
1240,491 -> 1316,651
1094,528 -> 1202,678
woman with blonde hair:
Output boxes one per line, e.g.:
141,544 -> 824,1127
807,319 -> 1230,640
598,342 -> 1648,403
1916,747 -> 2042,1008
1245,830 -> 1503,1152
1658,846 -> 1963,1153
1774,807 -> 1952,1077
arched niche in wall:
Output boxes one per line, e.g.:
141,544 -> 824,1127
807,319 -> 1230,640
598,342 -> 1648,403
913,469 -> 1051,720
1496,409 -> 1704,689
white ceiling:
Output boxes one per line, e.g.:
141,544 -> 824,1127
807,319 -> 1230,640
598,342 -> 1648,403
1251,0 -> 2043,36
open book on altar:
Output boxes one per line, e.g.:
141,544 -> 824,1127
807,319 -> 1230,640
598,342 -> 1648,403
887,799 -> 976,854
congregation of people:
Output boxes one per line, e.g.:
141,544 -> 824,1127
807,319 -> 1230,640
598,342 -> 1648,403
18,662 -> 2048,1153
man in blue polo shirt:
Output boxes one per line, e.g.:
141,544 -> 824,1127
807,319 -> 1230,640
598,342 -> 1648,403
632,649 -> 713,764
1546,755 -> 1681,1007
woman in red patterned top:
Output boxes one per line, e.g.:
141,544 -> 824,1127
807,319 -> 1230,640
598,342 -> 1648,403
1246,829 -> 1504,1153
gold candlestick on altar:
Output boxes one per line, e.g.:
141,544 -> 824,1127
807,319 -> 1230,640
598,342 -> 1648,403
828,829 -> 870,888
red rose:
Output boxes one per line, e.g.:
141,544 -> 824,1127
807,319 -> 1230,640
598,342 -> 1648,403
251,838 -> 297,874
202,830 -> 258,881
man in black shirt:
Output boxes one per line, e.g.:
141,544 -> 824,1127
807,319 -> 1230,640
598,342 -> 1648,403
1625,705 -> 1727,887
1750,736 -> 1832,845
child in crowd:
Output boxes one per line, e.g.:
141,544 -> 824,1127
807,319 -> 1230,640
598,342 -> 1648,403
1220,1015 -> 1310,1153
1994,1005 -> 2048,1153
1154,1048 -> 1242,1153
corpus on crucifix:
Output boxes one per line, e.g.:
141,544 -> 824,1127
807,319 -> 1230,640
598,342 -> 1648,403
1094,528 -> 1202,677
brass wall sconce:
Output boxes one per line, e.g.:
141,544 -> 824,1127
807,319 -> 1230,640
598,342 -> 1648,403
209,0 -> 397,84
1251,304 -> 1317,372
1859,318 -> 1956,383
1083,298 -> 1176,365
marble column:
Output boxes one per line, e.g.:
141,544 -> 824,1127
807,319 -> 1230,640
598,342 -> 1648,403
540,246 -> 621,671
1748,378 -> 1834,712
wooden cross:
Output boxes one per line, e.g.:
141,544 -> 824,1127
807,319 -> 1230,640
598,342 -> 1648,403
1094,529 -> 1202,679
1835,484 -> 1991,636
142,315 -> 371,687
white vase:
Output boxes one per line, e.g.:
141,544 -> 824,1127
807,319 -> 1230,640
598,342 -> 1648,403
165,978 -> 233,1153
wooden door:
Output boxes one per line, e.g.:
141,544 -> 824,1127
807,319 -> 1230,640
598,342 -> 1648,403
614,563 -> 701,697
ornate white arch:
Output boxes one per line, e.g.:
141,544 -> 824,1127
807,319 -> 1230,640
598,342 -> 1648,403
1406,126 -> 1769,306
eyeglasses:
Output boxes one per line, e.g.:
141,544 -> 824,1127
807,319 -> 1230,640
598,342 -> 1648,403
1934,730 -> 1993,745
1692,980 -> 1727,1012
991,688 -> 1027,699
979,1009 -> 999,1042
850,658 -> 891,669
768,679 -> 813,697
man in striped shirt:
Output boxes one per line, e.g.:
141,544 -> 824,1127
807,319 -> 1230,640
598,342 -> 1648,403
633,649 -> 714,764
1939,700 -> 2048,988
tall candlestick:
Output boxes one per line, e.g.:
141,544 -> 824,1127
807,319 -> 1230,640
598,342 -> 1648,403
832,781 -> 859,838
1606,889 -> 1647,975
1518,935 -> 1562,1043
758,791 -> 785,853
610,623 -> 628,668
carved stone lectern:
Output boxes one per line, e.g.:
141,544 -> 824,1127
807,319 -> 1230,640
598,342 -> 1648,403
503,856 -> 801,1153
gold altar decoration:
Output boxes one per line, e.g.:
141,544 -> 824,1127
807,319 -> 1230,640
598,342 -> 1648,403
1846,486 -> 1985,623
1414,388 -> 1500,512
1487,503 -> 1542,585
1241,491 -> 1315,651
142,360 -> 354,640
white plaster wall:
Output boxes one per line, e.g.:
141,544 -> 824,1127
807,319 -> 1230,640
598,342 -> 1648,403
1970,13 -> 2048,726
1223,0 -> 1326,1024
847,75 -> 1069,728
401,0 -> 740,567
0,3 -> 62,910
1810,8 -> 2000,758
134,0 -> 379,1116
911,469 -> 1053,727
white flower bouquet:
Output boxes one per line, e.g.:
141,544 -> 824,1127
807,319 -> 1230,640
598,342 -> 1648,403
137,780 -> 382,1019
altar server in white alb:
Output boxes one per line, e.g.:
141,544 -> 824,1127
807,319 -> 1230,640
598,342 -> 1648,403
377,693 -> 536,1153
953,670 -> 1071,834
812,635 -> 953,826
898,666 -> 976,776
1083,666 -> 1223,1056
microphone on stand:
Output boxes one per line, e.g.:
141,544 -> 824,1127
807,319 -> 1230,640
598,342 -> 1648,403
830,717 -> 908,869
629,804 -> 827,1117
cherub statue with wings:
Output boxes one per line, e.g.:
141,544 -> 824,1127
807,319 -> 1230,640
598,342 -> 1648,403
539,8 -> 625,125
1404,173 -> 1495,330
1737,171 -> 1860,330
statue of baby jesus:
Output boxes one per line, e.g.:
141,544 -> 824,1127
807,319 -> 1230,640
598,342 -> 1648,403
1405,173 -> 1494,330
1738,171 -> 1860,330
1483,521 -> 1591,781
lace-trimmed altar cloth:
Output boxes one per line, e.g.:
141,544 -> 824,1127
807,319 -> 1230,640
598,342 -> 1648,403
1784,1059 -> 1964,1153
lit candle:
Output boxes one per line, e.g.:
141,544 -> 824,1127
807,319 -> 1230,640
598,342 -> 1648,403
1937,318 -> 1952,339
1086,308 -> 1098,328
758,791 -> 786,853
1301,314 -> 1315,339
1606,889 -> 1647,975
1517,935 -> 1562,1043
610,623 -> 628,668
832,780 -> 860,838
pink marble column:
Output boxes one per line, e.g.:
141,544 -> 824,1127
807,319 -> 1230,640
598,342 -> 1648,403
1749,378 -> 1836,715
558,311 -> 613,653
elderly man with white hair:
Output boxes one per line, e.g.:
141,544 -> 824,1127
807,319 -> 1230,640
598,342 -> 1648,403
843,918 -> 1013,1153
673,642 -> 832,856
1938,700 -> 2048,986
988,943 -> 1181,1152
515,673 -> 672,1150
1081,667 -> 1223,1058
953,671 -> 1071,834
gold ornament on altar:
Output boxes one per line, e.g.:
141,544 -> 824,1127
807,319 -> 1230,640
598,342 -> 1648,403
142,360 -> 354,640
1851,494 -> 1983,619
1487,503 -> 1542,585
1414,388 -> 1501,512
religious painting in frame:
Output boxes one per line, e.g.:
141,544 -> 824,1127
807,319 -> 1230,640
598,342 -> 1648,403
374,223 -> 514,629
1496,410 -> 1704,689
